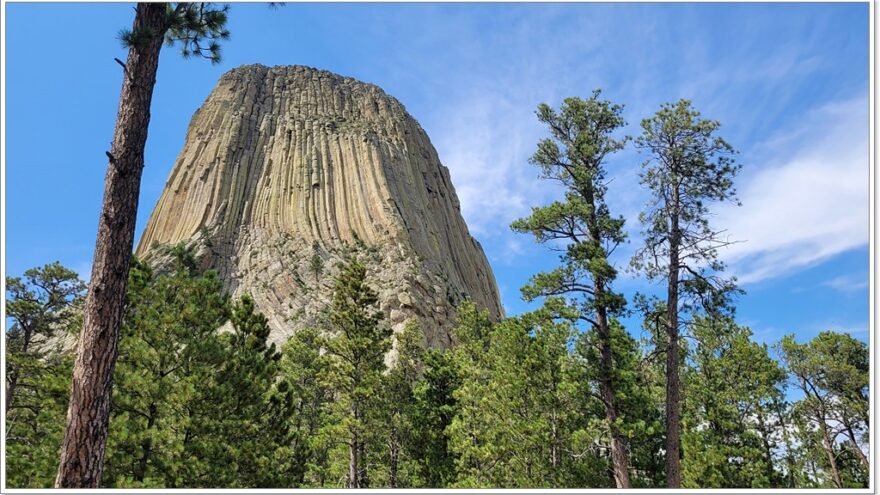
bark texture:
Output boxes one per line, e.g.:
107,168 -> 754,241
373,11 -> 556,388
596,288 -> 631,488
820,419 -> 843,488
665,192 -> 682,488
136,65 -> 503,348
55,3 -> 167,488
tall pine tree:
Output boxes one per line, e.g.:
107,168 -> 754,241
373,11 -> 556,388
631,99 -> 741,487
319,256 -> 390,488
511,92 -> 632,487
58,4 -> 232,487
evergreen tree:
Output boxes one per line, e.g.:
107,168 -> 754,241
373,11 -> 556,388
102,255 -> 229,487
58,3 -> 233,487
5,263 -> 84,488
102,250 -> 287,488
681,317 -> 787,488
309,241 -> 325,282
4,353 -> 73,488
410,348 -> 461,487
6,263 -> 85,413
378,320 -> 426,487
448,303 -> 584,487
777,332 -> 869,488
277,327 -> 330,487
511,93 -> 632,487
318,256 -> 390,488
571,318 -> 665,488
631,100 -> 741,487
200,294 -> 282,487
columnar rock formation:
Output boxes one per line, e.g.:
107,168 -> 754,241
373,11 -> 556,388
136,64 -> 503,347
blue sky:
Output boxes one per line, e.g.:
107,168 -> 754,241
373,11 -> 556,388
5,2 -> 870,348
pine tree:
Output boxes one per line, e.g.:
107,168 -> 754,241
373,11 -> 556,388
631,100 -> 741,487
6,263 -> 85,414
319,256 -> 390,488
511,92 -> 632,487
4,353 -> 73,488
410,348 -> 461,487
57,3 -> 232,487
5,263 -> 84,488
277,327 -> 330,487
101,250 -> 287,488
102,254 -> 229,487
448,302 -> 585,488
309,241 -> 325,282
205,294 -> 282,487
681,317 -> 787,487
571,317 -> 665,487
777,332 -> 869,488
379,320 -> 426,487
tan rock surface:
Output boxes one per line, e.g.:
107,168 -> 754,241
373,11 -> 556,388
136,64 -> 503,347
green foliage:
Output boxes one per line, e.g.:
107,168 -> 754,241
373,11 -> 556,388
511,92 -> 628,315
93,248 -> 290,488
448,303 -> 608,488
276,327 -> 330,486
316,255 -> 391,488
410,348 -> 461,487
119,3 -> 231,63
5,352 -> 74,488
511,93 -> 637,487
631,99 -> 742,316
5,263 -> 84,488
367,321 -> 428,487
3,257 -> 870,489
309,241 -> 324,282
777,332 -> 869,488
571,318 -> 666,487
681,317 -> 788,488
5,262 -> 86,354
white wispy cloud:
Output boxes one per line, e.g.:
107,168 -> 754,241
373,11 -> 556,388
363,4 -> 867,289
714,95 -> 869,284
822,274 -> 869,292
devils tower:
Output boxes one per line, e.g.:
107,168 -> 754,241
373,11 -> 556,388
136,64 -> 503,347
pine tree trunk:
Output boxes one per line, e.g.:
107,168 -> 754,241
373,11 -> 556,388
54,3 -> 167,488
665,196 -> 682,488
358,440 -> 369,487
596,298 -> 631,488
389,426 -> 399,488
820,417 -> 842,488
844,421 -> 869,471
348,435 -> 358,489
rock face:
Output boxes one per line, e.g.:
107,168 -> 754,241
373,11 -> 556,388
136,64 -> 503,347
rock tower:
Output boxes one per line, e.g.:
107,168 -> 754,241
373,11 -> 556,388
136,64 -> 502,347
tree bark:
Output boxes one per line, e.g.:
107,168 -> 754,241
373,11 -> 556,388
348,397 -> 360,489
665,190 -> 682,488
596,298 -> 631,488
844,421 -> 869,471
55,3 -> 167,488
348,436 -> 359,489
358,439 -> 369,487
389,426 -> 399,488
583,178 -> 632,489
755,408 -> 777,487
820,417 -> 842,488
